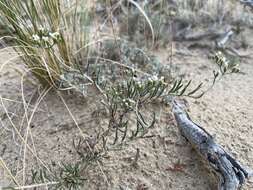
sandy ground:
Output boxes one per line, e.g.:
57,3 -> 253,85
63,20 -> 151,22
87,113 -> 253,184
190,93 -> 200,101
0,35 -> 253,190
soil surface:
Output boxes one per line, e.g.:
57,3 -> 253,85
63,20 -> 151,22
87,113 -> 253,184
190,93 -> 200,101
0,31 -> 253,190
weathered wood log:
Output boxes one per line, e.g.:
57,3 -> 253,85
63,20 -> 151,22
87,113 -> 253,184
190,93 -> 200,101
174,29 -> 223,42
172,100 -> 252,190
240,0 -> 253,9
216,29 -> 234,48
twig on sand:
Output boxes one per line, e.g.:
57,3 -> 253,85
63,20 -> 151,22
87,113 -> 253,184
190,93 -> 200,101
172,100 -> 252,190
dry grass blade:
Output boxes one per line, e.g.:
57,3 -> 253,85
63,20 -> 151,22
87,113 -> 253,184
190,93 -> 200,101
2,182 -> 59,190
0,158 -> 20,186
20,73 -> 52,187
127,0 -> 155,48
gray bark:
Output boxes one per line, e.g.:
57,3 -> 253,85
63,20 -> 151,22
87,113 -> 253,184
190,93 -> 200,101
217,30 -> 234,48
240,0 -> 253,8
172,100 -> 252,190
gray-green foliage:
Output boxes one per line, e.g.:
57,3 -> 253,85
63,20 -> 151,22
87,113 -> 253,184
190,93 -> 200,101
102,70 -> 205,148
28,137 -> 103,190
31,162 -> 86,190
59,39 -> 241,150
211,51 -> 240,84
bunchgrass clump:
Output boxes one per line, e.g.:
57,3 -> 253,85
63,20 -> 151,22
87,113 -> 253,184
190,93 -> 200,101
0,0 -> 92,86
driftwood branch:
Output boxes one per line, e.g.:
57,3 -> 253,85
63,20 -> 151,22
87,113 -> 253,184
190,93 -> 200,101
174,29 -> 223,42
240,0 -> 253,9
216,29 -> 234,48
172,100 -> 252,190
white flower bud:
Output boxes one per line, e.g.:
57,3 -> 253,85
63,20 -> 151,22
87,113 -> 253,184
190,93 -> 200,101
49,32 -> 60,40
38,27 -> 45,32
42,36 -> 49,42
224,60 -> 229,68
32,34 -> 40,41
152,75 -> 158,81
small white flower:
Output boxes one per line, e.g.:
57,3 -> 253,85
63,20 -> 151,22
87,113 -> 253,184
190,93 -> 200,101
223,60 -> 229,68
222,56 -> 226,63
101,76 -> 105,82
151,75 -> 158,81
234,63 -> 239,68
128,99 -> 135,104
217,51 -> 222,55
42,36 -> 49,42
32,34 -> 40,41
49,32 -> 60,40
38,27 -> 45,32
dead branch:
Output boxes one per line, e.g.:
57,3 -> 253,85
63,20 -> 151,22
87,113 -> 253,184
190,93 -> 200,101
172,100 -> 252,190
240,0 -> 253,9
225,47 -> 252,59
175,29 -> 223,42
217,29 -> 234,48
